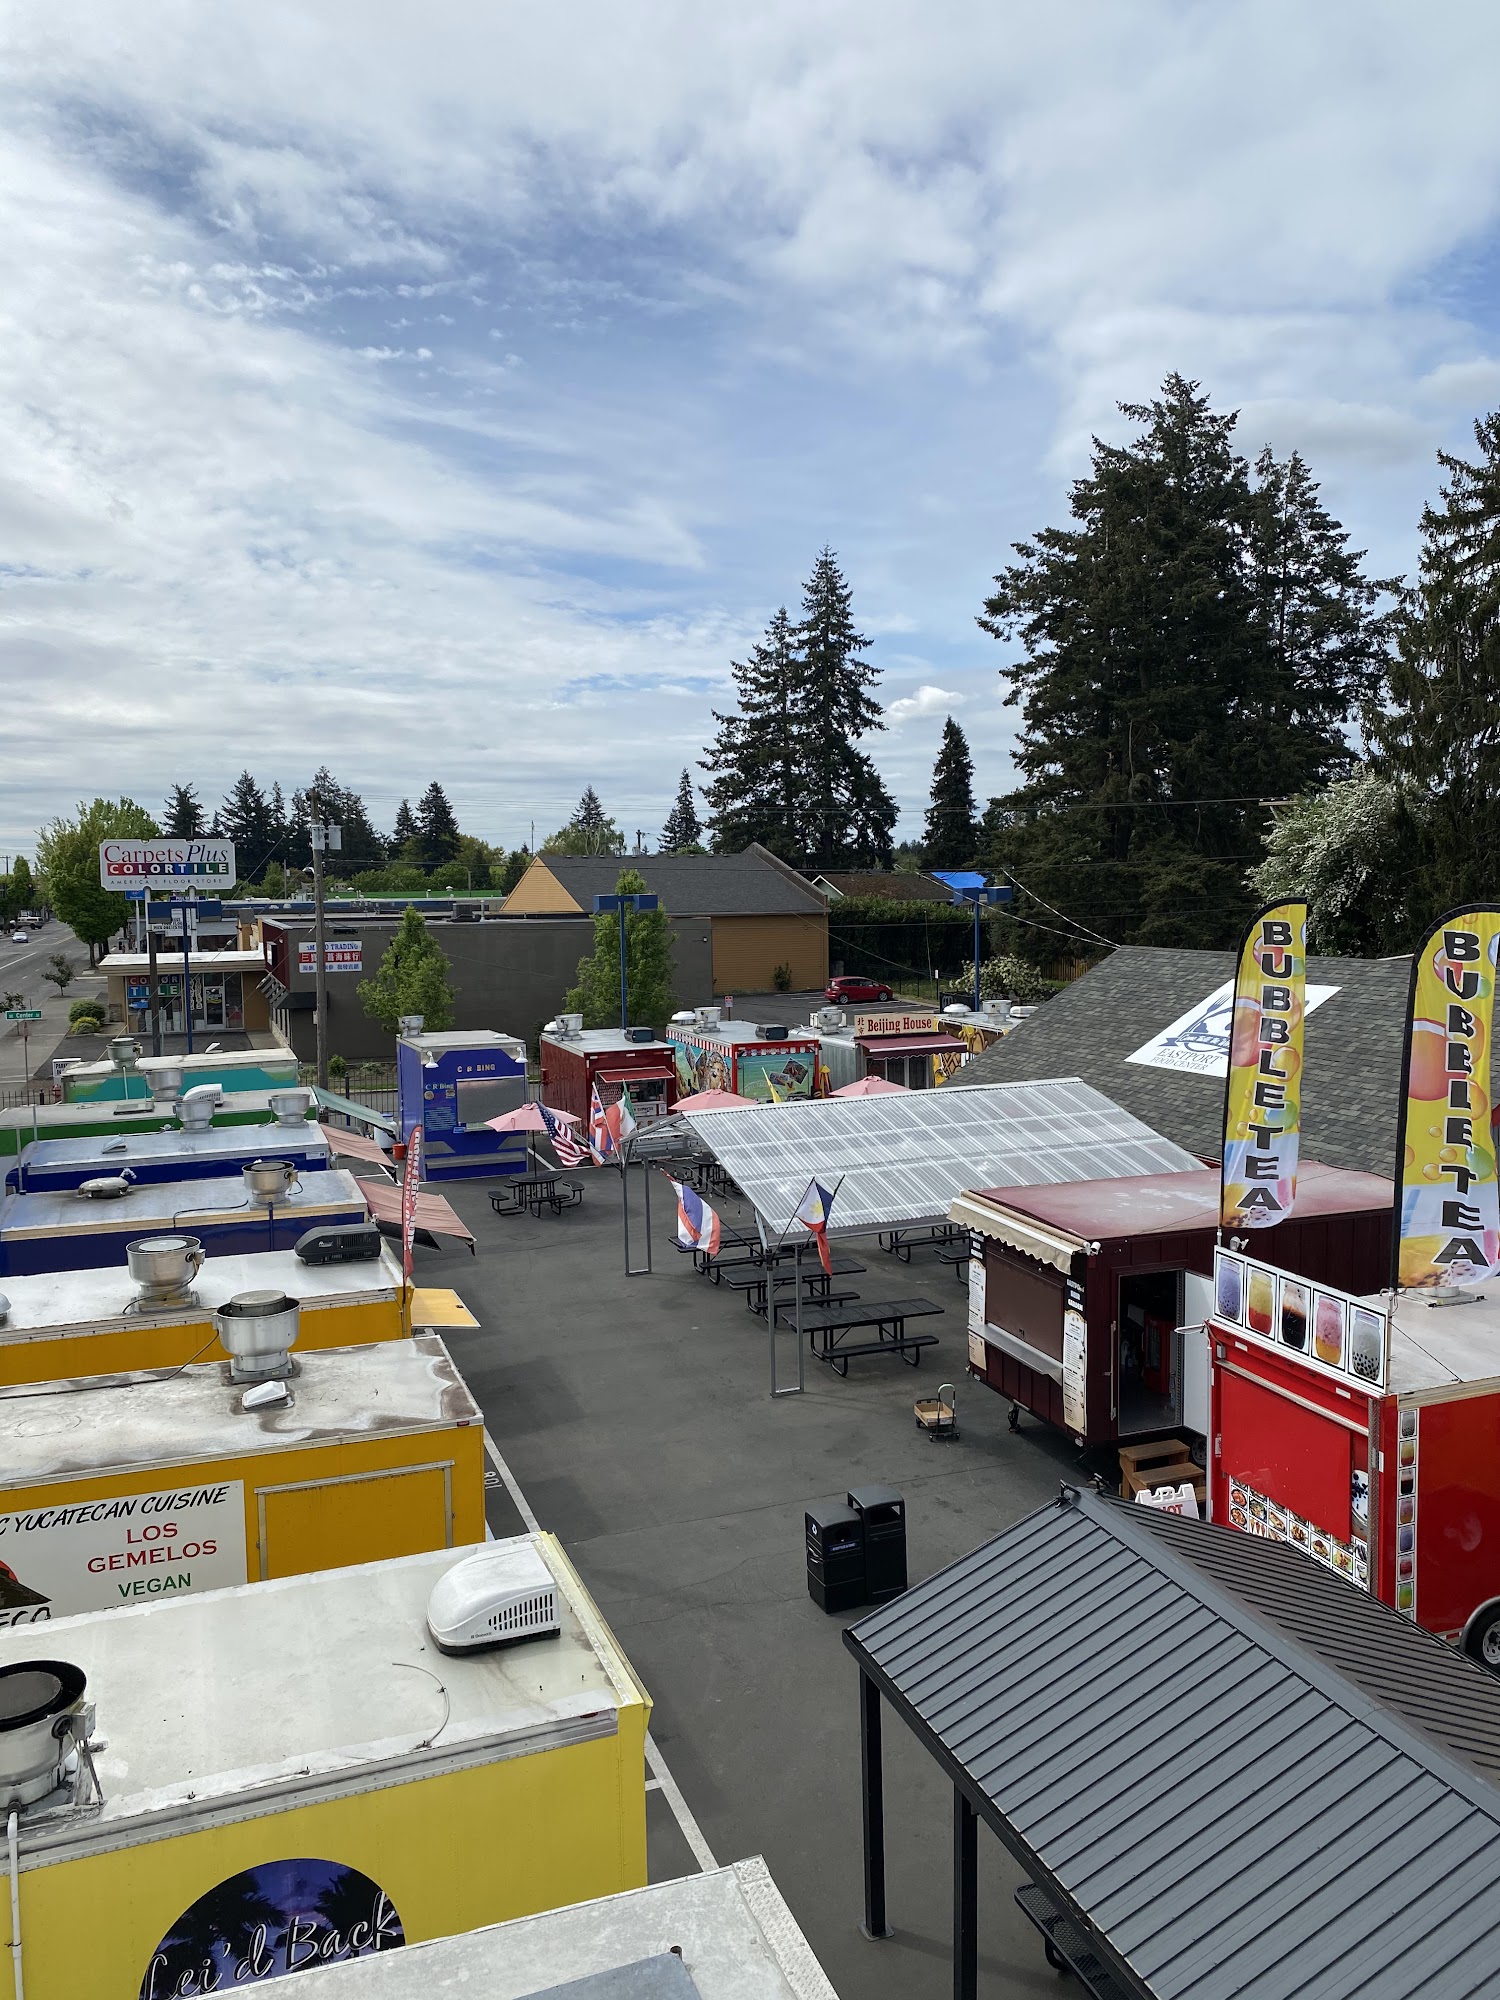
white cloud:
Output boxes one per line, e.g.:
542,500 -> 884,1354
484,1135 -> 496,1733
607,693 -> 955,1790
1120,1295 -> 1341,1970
886,685 -> 964,726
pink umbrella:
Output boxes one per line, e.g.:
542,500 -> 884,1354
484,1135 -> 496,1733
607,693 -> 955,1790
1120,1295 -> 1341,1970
484,1102 -> 580,1133
831,1075 -> 909,1096
673,1088 -> 757,1112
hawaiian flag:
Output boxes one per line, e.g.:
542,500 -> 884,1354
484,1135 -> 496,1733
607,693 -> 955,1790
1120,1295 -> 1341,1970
541,1104 -> 589,1168
667,1177 -> 722,1256
792,1176 -> 837,1277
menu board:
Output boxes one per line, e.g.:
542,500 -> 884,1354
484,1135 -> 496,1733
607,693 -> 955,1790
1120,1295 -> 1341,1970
1213,1248 -> 1387,1392
1225,1475 -> 1369,1591
1061,1310 -> 1087,1436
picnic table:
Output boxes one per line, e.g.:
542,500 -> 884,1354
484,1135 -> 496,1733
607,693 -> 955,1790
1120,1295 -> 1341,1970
720,1255 -> 866,1315
878,1224 -> 966,1262
489,1173 -> 585,1219
934,1240 -> 972,1278
696,1230 -> 765,1279
782,1295 -> 944,1376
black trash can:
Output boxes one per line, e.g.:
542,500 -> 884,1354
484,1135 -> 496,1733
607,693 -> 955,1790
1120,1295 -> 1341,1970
805,1500 -> 865,1613
847,1484 -> 907,1603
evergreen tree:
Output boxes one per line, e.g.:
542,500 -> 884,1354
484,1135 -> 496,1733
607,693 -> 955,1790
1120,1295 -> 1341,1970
701,607 -> 803,857
564,867 -> 677,1031
1249,771 -> 1423,956
289,770 -> 386,874
219,772 -> 277,883
266,783 -> 291,869
1371,408 -> 1500,927
795,548 -> 896,869
660,770 -> 704,851
358,907 -> 457,1033
978,374 -> 1390,957
162,784 -> 206,838
921,718 -> 978,869
390,800 -> 419,861
496,847 -> 531,895
544,788 -> 625,855
413,782 -> 461,870
36,798 -> 160,962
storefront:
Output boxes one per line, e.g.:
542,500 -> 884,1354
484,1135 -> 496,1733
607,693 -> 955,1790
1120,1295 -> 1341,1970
98,949 -> 272,1036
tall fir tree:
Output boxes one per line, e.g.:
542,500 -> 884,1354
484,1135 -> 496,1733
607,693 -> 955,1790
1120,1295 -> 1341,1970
978,375 -> 1390,957
162,784 -> 206,838
544,788 -> 625,855
289,769 -> 386,873
1371,409 -> 1500,930
921,718 -> 978,869
701,607 -> 803,858
660,771 -> 704,851
795,548 -> 896,869
390,799 -> 419,860
413,782 -> 461,869
219,772 -> 277,882
266,782 -> 291,873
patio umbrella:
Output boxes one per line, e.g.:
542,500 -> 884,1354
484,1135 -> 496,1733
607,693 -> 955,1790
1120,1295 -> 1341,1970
830,1075 -> 909,1096
484,1099 -> 582,1171
672,1088 -> 757,1112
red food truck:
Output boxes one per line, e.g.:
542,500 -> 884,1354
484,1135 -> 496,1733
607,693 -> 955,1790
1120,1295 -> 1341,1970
539,1022 -> 679,1126
1209,1244 -> 1500,1666
953,1162 -> 1393,1452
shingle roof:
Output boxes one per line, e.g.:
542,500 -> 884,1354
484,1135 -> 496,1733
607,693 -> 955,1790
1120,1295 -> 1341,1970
847,1490 -> 1500,2000
533,847 -> 827,917
960,945 -> 1411,1176
811,872 -> 955,903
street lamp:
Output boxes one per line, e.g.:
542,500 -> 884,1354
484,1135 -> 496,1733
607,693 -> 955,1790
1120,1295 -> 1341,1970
591,892 -> 660,1031
950,883 -> 1014,1011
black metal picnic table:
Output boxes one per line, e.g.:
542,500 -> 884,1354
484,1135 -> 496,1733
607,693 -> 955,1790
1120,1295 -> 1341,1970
719,1255 -> 866,1315
489,1172 -> 585,1219
878,1224 -> 966,1262
783,1295 -> 944,1375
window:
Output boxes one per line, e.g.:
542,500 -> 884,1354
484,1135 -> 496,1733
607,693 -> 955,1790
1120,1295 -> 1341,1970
984,1247 -> 1065,1362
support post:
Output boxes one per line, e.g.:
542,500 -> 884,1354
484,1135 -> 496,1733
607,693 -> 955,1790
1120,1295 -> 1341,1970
618,903 -> 628,1033
953,1788 -> 977,2000
181,905 -> 194,1055
972,903 -> 981,1013
311,814 -> 330,1092
146,909 -> 162,1058
860,1673 -> 892,1940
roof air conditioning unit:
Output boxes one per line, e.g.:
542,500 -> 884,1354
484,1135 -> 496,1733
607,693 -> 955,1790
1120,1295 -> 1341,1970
426,1545 -> 560,1655
669,1010 -> 696,1025
624,1026 -> 653,1044
980,999 -> 1009,1019
759,1023 -> 788,1040
695,1007 -> 721,1028
1009,1005 -> 1038,1021
942,1003 -> 970,1016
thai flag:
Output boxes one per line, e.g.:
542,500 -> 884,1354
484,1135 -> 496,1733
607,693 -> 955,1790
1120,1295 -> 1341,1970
541,1105 -> 589,1168
668,1178 -> 722,1255
793,1177 -> 837,1277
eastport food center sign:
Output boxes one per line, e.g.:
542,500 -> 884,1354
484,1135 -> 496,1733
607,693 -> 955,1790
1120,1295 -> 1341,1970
99,839 -> 237,888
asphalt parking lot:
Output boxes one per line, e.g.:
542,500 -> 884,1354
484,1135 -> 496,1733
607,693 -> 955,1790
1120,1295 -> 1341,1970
419,1160 -> 1083,1999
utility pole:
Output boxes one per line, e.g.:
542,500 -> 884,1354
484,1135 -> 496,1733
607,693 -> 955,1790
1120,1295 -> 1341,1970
146,899 -> 162,1057
308,802 -> 341,1093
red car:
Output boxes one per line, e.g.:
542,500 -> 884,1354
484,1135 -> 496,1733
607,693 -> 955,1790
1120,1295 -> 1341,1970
825,975 -> 895,1005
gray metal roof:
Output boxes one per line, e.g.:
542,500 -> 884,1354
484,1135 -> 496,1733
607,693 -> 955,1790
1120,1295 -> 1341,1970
678,1079 -> 1199,1238
847,1490 -> 1500,1999
960,946 -> 1412,1177
531,846 -> 827,918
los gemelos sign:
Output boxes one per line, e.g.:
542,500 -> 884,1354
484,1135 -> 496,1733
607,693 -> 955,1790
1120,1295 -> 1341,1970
99,839 -> 236,889
0,1481 -> 247,1623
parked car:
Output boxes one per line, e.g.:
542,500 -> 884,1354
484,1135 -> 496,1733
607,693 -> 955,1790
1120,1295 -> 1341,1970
824,975 -> 895,1005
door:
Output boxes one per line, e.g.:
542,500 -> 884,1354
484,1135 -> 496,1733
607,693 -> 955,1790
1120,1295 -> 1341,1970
1178,1272 -> 1214,1438
200,978 -> 227,1029
256,1461 -> 455,1579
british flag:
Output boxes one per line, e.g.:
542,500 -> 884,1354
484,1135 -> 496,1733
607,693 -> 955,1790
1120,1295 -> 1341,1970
541,1104 -> 589,1168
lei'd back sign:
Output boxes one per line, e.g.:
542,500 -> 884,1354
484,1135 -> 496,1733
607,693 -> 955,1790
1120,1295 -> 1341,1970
1220,902 -> 1306,1230
141,1858 -> 403,1995
100,839 -> 236,888
1394,908 -> 1500,1289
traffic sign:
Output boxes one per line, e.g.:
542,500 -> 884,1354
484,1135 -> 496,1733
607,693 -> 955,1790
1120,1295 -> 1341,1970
5,1009 -> 42,1022
124,888 -> 147,902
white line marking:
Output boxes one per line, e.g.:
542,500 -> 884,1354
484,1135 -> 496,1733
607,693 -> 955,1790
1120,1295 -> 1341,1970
481,1429 -> 715,1872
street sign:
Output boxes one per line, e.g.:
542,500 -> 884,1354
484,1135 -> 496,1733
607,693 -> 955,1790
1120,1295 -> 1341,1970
5,1009 -> 42,1022
124,888 -> 147,902
168,899 -> 222,920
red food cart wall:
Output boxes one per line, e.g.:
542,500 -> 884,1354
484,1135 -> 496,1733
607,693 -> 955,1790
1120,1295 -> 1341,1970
1406,1393 -> 1500,1642
1211,1333 -> 1372,1546
539,1039 -> 587,1126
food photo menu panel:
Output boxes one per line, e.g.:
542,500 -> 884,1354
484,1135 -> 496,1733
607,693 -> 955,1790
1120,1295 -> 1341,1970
1213,1249 -> 1387,1393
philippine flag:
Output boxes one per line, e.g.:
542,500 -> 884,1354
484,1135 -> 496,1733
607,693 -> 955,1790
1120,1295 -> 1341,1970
792,1177 -> 837,1277
668,1178 -> 723,1256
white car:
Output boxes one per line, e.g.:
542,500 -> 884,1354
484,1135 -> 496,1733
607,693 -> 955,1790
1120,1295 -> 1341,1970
9,932 -> 27,944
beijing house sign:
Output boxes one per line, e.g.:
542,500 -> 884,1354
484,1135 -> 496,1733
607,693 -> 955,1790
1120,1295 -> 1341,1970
99,840 -> 236,889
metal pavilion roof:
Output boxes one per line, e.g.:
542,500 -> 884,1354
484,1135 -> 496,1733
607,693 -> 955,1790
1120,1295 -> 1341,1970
677,1079 -> 1200,1239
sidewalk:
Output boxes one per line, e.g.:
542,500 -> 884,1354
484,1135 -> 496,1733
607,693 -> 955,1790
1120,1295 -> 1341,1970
0,957 -> 105,1098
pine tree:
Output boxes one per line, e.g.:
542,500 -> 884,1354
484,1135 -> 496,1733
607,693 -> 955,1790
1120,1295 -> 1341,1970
660,770 -> 704,851
358,907 -> 457,1032
575,788 -> 606,835
795,549 -> 896,869
564,868 -> 677,1031
978,374 -> 1389,956
390,800 -> 419,861
220,772 -> 276,882
544,789 -> 625,856
701,607 -> 803,857
162,784 -> 206,838
497,847 -> 531,895
266,783 -> 290,872
921,718 -> 978,869
413,782 -> 461,869
1371,409 -> 1500,927
290,770 -> 386,874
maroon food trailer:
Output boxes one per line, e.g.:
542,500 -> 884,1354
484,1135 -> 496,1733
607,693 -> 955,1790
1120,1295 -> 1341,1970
951,1162 -> 1392,1452
539,1023 -> 679,1126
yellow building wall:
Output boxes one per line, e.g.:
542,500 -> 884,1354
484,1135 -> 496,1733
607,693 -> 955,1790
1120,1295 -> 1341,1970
499,860 -> 581,913
0,1294 -> 406,1388
711,914 -> 828,995
3,1424 -> 485,1595
6,1711 -> 648,2000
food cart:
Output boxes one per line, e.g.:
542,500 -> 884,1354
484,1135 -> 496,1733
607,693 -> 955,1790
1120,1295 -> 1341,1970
1209,1247 -> 1500,1663
395,1028 -> 528,1181
5,1119 -> 327,1193
540,1022 -> 680,1125
664,1011 -> 819,1103
810,1007 -> 966,1092
952,1163 -> 1392,1451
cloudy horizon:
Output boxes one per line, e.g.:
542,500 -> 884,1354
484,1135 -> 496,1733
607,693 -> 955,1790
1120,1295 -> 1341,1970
3,0 -> 1499,857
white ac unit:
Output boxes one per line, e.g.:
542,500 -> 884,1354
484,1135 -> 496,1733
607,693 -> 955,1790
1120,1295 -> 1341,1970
426,1545 -> 560,1654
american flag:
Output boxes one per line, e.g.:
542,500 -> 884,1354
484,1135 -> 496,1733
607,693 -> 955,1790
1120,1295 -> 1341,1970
541,1104 -> 589,1168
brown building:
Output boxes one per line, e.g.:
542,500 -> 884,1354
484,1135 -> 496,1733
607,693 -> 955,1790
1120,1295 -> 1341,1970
503,845 -> 829,995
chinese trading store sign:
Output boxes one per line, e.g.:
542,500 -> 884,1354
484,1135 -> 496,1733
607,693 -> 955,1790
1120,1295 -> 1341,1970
100,838 -> 236,887
141,1860 -> 404,1994
1394,908 -> 1500,1289
0,1483 -> 246,1625
1220,902 -> 1306,1230
298,941 -> 362,974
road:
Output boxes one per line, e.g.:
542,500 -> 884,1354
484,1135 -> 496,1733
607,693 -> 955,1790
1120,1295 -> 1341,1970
0,920 -> 100,1088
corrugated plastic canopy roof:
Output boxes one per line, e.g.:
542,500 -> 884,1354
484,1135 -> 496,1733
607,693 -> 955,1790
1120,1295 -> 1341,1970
678,1079 -> 1199,1238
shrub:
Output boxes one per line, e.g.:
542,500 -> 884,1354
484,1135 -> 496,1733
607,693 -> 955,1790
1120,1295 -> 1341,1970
68,997 -> 106,1025
978,955 -> 1053,1006
328,1053 -> 348,1084
771,961 -> 793,993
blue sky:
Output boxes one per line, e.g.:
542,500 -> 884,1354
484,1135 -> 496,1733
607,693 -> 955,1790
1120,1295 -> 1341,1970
3,0 -> 1500,857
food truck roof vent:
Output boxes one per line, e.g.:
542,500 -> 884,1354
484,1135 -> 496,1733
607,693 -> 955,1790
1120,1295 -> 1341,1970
0,1660 -> 94,1810
215,1290 -> 301,1383
694,1007 -> 721,1028
813,1007 -> 845,1030
555,1013 -> 584,1038
425,1545 -> 560,1655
